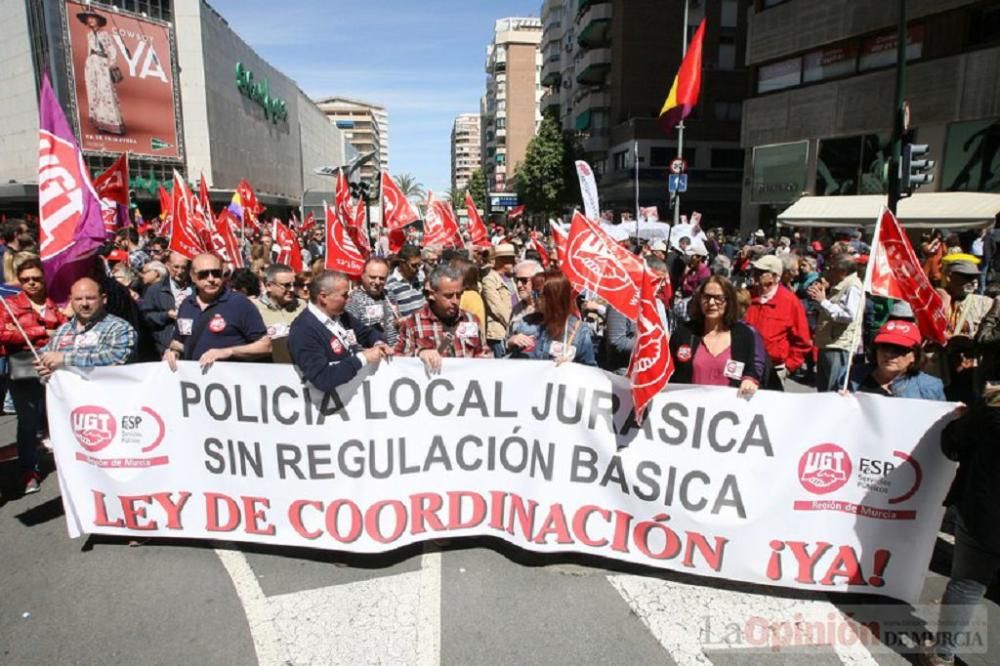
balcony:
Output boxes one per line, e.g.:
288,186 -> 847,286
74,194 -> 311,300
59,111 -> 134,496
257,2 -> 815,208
581,129 -> 609,156
575,47 -> 611,85
541,90 -> 560,114
577,2 -> 612,48
573,86 -> 610,113
541,56 -> 562,86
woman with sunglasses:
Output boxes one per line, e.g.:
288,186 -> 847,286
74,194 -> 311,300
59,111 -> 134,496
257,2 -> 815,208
506,271 -> 596,366
842,320 -> 945,400
669,275 -> 762,399
294,271 -> 314,303
0,257 -> 67,494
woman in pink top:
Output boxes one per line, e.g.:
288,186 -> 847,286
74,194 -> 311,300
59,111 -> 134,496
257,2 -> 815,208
669,275 -> 761,398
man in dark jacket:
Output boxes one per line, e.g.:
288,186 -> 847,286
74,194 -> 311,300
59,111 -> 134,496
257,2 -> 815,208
288,270 -> 392,393
140,252 -> 191,354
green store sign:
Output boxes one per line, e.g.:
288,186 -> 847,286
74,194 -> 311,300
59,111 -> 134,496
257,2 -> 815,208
235,62 -> 289,124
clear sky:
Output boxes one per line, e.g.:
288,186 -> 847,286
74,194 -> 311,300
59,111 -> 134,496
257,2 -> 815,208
210,0 -> 541,194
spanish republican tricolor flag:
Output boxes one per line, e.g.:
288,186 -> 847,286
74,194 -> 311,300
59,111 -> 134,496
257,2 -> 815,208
658,19 -> 706,134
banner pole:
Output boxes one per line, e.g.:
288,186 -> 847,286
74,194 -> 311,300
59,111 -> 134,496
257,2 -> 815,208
634,139 -> 640,243
673,0 -> 690,227
840,209 -> 884,392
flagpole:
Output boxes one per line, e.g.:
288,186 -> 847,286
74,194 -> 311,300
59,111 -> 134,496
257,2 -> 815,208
673,0 -> 690,227
634,139 -> 640,243
839,208 -> 885,392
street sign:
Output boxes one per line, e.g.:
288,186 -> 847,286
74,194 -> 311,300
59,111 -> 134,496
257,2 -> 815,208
669,158 -> 687,174
668,173 -> 688,193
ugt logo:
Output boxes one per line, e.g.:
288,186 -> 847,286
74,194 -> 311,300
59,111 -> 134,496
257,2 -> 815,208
71,406 -> 117,453
798,443 -> 852,495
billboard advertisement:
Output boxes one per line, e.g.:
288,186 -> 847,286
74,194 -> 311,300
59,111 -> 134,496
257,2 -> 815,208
64,1 -> 182,159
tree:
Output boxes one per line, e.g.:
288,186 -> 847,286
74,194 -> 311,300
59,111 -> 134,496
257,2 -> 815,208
465,168 -> 488,212
394,173 -> 425,201
514,114 -> 580,218
443,186 -> 464,204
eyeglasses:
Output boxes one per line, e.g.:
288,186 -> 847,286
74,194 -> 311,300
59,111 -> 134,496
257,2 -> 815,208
272,281 -> 295,290
19,275 -> 43,284
700,293 -> 726,304
195,269 -> 223,280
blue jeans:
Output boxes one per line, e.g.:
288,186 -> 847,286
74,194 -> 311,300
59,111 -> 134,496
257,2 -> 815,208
816,348 -> 848,392
936,516 -> 1000,660
9,378 -> 44,472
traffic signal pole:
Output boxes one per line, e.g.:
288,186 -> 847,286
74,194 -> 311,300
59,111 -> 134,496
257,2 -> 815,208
672,0 -> 689,226
887,0 -> 907,215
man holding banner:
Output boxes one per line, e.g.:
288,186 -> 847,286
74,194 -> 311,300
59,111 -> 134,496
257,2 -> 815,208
288,270 -> 392,393
164,254 -> 270,369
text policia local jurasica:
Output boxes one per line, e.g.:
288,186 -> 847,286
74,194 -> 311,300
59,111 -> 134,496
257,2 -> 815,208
89,377 -> 896,590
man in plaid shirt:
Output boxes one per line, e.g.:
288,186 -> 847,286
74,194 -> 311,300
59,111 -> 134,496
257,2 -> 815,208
395,265 -> 491,372
36,278 -> 137,377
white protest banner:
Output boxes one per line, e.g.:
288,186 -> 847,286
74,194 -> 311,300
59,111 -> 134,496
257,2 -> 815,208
48,360 -> 957,603
575,160 -> 600,220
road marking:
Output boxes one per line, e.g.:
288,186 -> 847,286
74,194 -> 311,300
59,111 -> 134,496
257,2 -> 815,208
416,544 -> 442,666
608,574 -> 882,665
214,548 -> 290,666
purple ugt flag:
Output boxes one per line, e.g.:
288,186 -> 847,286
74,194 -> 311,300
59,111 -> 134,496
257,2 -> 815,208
38,73 -> 106,304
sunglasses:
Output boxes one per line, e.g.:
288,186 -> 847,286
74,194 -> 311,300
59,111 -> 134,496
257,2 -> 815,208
272,281 -> 295,290
19,275 -> 43,284
295,281 -> 312,289
879,343 -> 915,356
195,269 -> 223,280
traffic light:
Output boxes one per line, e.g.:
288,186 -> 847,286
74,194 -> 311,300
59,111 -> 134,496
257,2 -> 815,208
901,131 -> 934,196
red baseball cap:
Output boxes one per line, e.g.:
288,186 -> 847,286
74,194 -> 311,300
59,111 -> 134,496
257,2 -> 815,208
874,320 -> 921,349
106,249 -> 129,263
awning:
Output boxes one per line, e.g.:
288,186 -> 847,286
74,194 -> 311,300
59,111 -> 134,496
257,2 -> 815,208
777,193 -> 1000,229
575,110 -> 592,132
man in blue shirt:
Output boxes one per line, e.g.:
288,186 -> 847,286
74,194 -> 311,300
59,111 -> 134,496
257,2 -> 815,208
164,253 -> 271,370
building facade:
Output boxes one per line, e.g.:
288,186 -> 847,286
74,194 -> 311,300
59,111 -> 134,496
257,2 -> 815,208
482,17 -> 543,202
0,0 -> 351,217
451,113 -> 482,192
539,0 -> 750,226
741,0 -> 1000,233
314,96 -> 387,185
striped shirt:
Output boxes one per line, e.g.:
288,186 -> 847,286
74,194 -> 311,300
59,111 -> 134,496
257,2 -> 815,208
44,311 -> 137,367
385,268 -> 426,318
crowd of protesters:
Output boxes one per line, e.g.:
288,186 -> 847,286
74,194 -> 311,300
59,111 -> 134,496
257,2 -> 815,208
0,210 -> 997,664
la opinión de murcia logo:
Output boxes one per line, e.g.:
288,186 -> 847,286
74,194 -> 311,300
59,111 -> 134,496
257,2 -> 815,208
798,443 -> 852,495
70,405 -> 169,469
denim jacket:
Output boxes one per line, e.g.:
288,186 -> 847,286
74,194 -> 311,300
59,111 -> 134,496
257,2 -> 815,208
510,314 -> 597,366
844,364 -> 946,401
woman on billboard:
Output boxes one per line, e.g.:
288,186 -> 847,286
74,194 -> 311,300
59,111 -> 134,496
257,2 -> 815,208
77,10 -> 125,135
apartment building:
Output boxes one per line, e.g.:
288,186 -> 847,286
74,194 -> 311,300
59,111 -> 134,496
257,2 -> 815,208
482,17 -> 544,203
315,96 -> 387,184
452,113 -> 482,192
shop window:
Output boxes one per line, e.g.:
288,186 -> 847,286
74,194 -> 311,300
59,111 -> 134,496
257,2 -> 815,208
802,42 -> 857,83
858,25 -> 924,72
757,57 -> 801,94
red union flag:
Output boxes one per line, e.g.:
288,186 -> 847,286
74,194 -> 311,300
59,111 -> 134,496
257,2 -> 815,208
324,201 -> 365,277
466,193 -> 490,248
550,221 -> 568,265
508,204 -> 526,220
869,236 -> 906,300
37,73 -> 107,303
301,211 -> 317,233
531,233 -> 551,268
561,211 -> 641,319
272,219 -> 303,272
346,198 -> 371,259
872,208 -> 948,345
422,192 -> 457,248
169,170 -> 208,260
93,153 -> 130,235
435,199 -> 463,248
627,270 -> 675,423
213,209 -> 244,268
381,171 -> 420,231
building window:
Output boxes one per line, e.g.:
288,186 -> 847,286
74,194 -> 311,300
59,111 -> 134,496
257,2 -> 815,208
613,150 -> 629,171
757,57 -> 801,94
650,147 -> 696,168
496,117 -> 506,130
714,101 -> 742,121
802,42 -> 857,83
858,25 -> 924,72
711,148 -> 744,170
721,0 -> 738,28
969,2 -> 1000,47
718,37 -> 737,70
